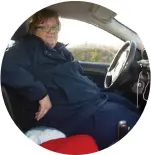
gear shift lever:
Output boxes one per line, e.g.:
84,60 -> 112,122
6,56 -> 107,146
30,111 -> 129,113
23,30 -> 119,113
118,120 -> 130,140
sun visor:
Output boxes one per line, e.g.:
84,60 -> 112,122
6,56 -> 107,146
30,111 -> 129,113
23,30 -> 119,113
90,5 -> 117,24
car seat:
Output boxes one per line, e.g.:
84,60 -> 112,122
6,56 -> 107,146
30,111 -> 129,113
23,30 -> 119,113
1,84 -> 99,153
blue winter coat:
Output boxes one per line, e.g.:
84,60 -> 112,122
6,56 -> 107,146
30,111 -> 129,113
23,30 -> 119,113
1,34 -> 107,133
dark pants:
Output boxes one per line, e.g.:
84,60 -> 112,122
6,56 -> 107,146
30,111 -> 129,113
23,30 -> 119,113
68,92 -> 140,150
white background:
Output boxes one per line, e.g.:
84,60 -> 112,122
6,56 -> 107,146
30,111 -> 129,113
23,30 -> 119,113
0,0 -> 151,154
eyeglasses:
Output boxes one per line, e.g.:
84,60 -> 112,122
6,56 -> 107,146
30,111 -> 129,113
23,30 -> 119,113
36,25 -> 60,33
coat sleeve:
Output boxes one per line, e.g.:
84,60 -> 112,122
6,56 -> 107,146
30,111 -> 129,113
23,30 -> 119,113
62,47 -> 74,61
1,43 -> 47,102
66,50 -> 74,61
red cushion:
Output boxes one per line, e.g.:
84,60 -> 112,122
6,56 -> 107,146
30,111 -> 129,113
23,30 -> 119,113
40,135 -> 99,154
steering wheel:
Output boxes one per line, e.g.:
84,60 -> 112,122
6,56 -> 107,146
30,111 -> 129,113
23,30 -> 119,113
104,40 -> 136,89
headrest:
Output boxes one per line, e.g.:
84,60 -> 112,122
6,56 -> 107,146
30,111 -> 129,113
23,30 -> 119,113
11,21 -> 28,41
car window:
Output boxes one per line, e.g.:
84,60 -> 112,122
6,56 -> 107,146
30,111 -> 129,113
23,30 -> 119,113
58,18 -> 124,64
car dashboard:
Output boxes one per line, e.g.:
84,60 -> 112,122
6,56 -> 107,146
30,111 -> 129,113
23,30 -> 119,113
116,48 -> 150,111
131,48 -> 150,110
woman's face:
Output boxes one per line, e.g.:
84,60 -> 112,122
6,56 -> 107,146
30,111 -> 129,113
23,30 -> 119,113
35,17 -> 60,48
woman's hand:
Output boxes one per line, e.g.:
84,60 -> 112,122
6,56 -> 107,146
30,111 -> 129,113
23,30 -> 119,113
35,95 -> 52,121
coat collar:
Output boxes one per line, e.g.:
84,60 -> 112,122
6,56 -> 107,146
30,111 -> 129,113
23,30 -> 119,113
23,34 -> 68,51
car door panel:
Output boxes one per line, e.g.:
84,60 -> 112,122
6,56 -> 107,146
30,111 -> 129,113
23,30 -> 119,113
79,61 -> 109,88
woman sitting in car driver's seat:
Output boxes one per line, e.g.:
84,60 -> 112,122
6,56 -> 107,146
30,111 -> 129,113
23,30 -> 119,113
1,8 -> 141,150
